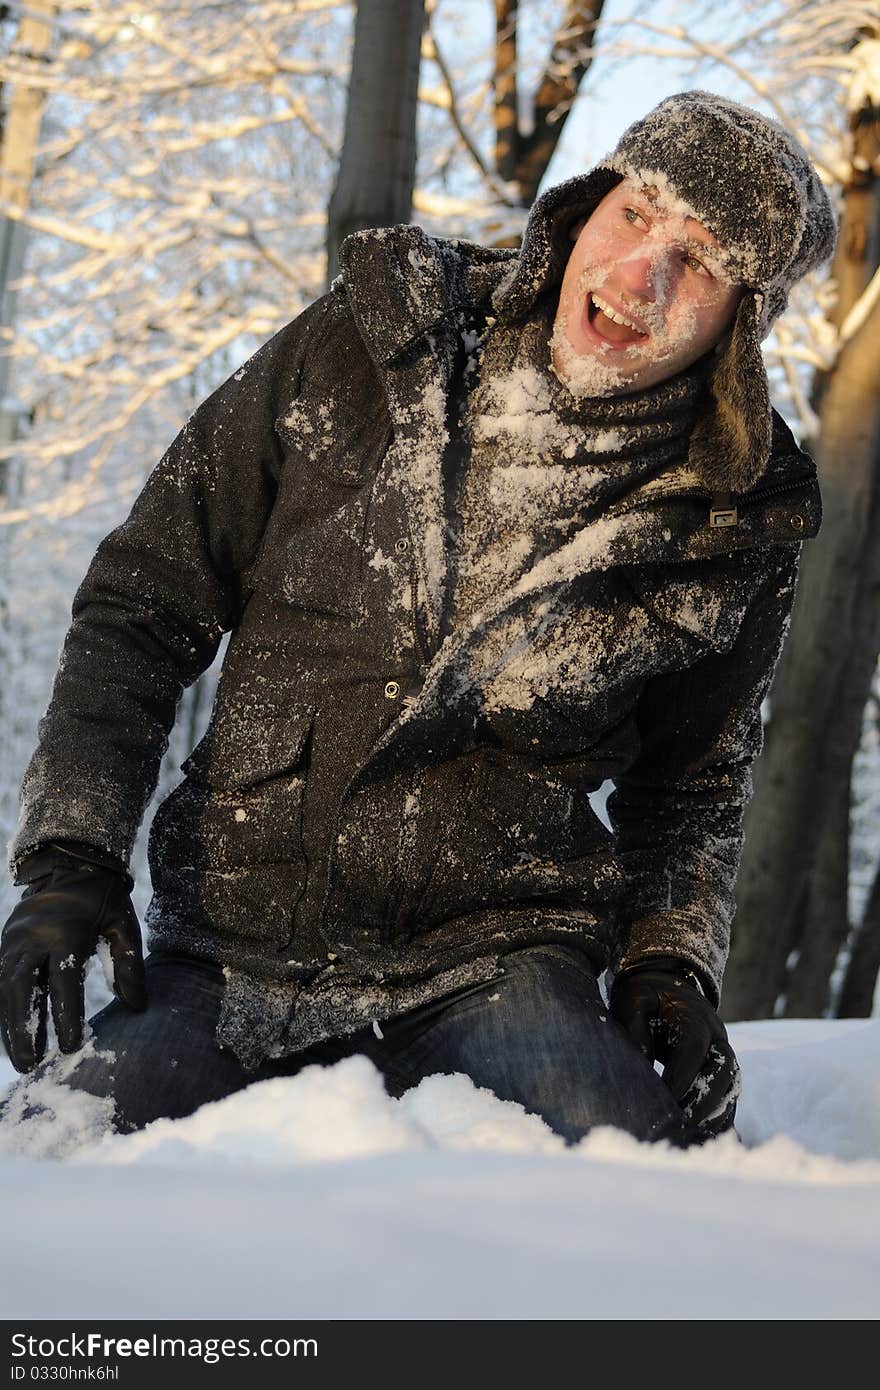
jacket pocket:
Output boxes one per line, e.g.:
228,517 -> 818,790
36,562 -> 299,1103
472,748 -> 612,861
183,700 -> 313,788
254,389 -> 390,621
148,702 -> 315,947
180,700 -> 315,865
407,749 -> 621,936
624,559 -> 758,654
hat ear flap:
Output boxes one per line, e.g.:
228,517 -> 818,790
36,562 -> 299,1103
688,292 -> 772,495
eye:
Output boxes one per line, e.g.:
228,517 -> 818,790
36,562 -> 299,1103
623,206 -> 649,230
684,252 -> 711,276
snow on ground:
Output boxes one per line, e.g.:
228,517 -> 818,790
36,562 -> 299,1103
1,1019 -> 878,1320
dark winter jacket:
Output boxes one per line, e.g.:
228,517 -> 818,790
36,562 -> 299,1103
8,221 -> 821,1067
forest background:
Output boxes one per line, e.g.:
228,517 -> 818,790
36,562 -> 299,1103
1,0 -> 878,1030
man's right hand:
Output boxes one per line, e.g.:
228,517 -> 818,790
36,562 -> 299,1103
0,857 -> 146,1073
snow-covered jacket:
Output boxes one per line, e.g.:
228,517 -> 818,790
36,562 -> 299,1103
8,222 -> 821,1045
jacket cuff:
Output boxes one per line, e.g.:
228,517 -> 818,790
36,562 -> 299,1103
615,953 -> 710,997
14,840 -> 134,891
614,911 -> 722,1008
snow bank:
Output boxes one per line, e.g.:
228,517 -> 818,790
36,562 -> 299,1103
0,1021 -> 878,1319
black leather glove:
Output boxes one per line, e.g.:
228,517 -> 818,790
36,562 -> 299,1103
610,955 -> 740,1136
0,847 -> 146,1073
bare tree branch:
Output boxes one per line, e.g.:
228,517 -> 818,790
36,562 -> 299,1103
517,1 -> 606,202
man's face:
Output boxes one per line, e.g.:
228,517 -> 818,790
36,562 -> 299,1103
551,177 -> 744,395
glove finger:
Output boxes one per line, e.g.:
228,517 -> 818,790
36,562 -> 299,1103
3,960 -> 48,1073
613,1004 -> 657,1065
103,906 -> 147,1012
685,1044 -> 741,1127
661,1021 -> 713,1103
0,954 -> 14,1057
0,972 -> 14,1063
47,953 -> 87,1055
0,1002 -> 11,1063
696,1095 -> 739,1140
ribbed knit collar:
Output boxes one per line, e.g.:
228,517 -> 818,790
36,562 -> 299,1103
470,308 -> 707,475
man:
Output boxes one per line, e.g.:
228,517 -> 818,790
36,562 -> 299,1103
0,92 -> 835,1149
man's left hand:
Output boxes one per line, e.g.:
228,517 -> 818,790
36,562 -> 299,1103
610,956 -> 741,1136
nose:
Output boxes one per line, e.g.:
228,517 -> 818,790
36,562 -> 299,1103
616,244 -> 683,304
615,250 -> 657,302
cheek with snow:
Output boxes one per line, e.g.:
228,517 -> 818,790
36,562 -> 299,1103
553,179 -> 742,398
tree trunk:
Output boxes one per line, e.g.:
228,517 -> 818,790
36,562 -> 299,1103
490,1 -> 605,206
0,3 -> 55,864
493,0 -> 518,186
838,853 -> 880,1016
783,755 -> 851,1015
325,0 -> 426,285
784,460 -> 880,1015
516,1 -> 604,203
0,0 -> 54,480
722,89 -> 880,1022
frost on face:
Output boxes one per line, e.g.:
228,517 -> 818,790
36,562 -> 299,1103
551,170 -> 744,398
550,316 -> 637,397
553,236 -> 702,396
608,162 -> 747,280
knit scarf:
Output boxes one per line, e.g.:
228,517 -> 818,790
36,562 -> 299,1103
442,309 -> 707,631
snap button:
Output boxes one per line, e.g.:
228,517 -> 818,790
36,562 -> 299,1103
790,514 -> 805,530
384,680 -> 401,699
394,537 -> 409,555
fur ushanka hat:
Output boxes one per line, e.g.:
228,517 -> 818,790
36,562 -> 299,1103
495,91 -> 838,494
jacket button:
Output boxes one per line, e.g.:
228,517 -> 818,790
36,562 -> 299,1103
394,538 -> 410,555
790,514 -> 805,530
384,680 -> 401,699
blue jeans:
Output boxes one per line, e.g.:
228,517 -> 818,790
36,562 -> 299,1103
1,945 -> 704,1147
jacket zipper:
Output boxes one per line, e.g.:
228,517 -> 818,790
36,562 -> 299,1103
604,469 -> 815,522
410,562 -> 432,666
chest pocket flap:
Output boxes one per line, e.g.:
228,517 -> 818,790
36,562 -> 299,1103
257,379 -> 390,620
625,554 -> 766,653
182,700 -> 315,789
276,348 -> 389,488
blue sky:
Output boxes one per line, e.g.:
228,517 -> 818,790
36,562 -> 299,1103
535,0 -> 751,190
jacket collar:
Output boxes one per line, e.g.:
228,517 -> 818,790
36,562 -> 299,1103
338,224 -> 511,366
337,224 -> 820,669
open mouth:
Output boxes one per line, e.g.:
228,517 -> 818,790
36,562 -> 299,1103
587,293 -> 649,346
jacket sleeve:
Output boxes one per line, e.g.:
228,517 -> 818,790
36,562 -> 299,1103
8,296 -> 334,883
605,543 -> 802,1008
